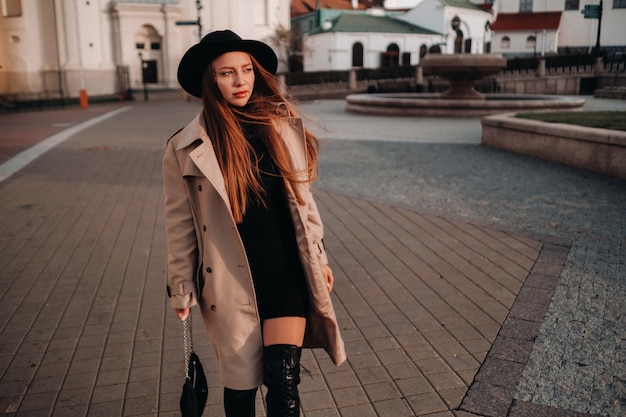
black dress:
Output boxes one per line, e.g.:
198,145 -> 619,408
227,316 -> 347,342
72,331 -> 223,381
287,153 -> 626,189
236,123 -> 310,320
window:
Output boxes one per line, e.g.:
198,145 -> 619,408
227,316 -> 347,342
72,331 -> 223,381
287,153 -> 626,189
565,0 -> 579,10
352,42 -> 364,67
150,42 -> 161,50
519,0 -> 533,12
501,36 -> 510,49
402,52 -> 411,66
1,0 -> 22,17
136,43 -> 145,50
614,0 -> 626,8
419,44 -> 427,58
526,35 -> 536,49
464,39 -> 472,53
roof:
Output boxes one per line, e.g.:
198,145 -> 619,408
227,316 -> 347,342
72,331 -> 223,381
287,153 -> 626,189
439,0 -> 485,11
291,0 -> 367,17
310,12 -> 440,35
490,12 -> 562,31
474,2 -> 494,12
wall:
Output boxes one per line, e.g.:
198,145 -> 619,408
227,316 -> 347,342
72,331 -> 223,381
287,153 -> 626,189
491,0 -> 626,53
0,0 -> 45,93
0,0 -> 291,98
400,0 -> 493,54
304,31 -> 440,72
492,30 -> 559,56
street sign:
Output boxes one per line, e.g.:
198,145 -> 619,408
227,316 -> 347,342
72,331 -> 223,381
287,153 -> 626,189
582,4 -> 601,19
175,20 -> 197,26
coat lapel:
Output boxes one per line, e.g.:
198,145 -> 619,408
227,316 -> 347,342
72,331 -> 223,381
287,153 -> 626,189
175,113 -> 231,209
189,142 -> 231,209
177,114 -> 307,214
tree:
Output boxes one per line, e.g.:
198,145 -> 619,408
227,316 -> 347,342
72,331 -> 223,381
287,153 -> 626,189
267,23 -> 308,73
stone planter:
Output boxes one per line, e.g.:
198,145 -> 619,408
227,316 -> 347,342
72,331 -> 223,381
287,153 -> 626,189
481,113 -> 626,179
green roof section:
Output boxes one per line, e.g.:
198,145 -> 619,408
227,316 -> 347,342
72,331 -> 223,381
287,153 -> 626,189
439,0 -> 484,11
310,13 -> 440,35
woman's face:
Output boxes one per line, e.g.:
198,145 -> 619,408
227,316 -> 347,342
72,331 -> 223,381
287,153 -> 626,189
213,51 -> 255,107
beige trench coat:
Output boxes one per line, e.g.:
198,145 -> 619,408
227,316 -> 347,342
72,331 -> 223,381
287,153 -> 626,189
163,113 -> 346,390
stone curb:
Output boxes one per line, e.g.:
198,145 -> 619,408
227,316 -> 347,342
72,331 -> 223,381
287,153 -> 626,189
481,112 -> 626,179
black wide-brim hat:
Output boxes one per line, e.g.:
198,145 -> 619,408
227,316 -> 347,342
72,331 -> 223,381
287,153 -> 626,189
177,30 -> 278,98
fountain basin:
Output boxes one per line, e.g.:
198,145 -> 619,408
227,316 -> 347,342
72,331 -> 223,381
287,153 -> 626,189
421,53 -> 507,99
345,93 -> 586,117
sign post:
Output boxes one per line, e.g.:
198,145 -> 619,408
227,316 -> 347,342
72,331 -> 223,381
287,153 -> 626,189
175,1 -> 203,42
581,0 -> 603,55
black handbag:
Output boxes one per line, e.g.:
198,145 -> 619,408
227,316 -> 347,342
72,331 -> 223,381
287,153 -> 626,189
180,315 -> 208,417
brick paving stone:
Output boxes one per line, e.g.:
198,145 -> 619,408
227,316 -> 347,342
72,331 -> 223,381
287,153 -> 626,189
0,95 -> 623,416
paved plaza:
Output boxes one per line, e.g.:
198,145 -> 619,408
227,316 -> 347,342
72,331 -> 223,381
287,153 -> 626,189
0,93 -> 624,417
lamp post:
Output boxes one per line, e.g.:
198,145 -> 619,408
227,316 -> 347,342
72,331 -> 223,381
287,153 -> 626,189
594,0 -> 603,56
196,0 -> 203,41
138,52 -> 148,101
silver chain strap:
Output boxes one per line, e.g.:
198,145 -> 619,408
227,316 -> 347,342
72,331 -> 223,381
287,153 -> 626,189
183,315 -> 194,378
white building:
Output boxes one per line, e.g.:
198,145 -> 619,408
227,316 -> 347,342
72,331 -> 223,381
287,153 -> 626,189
294,8 -> 442,72
398,0 -> 494,54
0,0 -> 290,99
489,0 -> 626,57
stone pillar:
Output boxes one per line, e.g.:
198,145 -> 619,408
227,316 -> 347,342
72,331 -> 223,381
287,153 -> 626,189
415,65 -> 424,92
595,57 -> 603,75
416,65 -> 423,84
348,69 -> 356,91
537,58 -> 546,77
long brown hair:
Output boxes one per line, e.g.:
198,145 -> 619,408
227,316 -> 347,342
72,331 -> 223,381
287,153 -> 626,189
200,54 -> 319,223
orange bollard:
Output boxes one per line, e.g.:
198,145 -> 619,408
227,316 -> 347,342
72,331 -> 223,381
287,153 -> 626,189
79,89 -> 89,108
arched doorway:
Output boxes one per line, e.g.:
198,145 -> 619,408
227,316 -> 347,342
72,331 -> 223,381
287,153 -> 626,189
381,43 -> 400,67
134,25 -> 163,86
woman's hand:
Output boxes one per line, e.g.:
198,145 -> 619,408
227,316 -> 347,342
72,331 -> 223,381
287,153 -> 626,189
322,264 -> 334,293
175,308 -> 190,321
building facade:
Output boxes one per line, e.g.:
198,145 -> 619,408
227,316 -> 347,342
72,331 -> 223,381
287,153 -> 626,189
0,0 -> 290,99
398,0 -> 494,54
489,0 -> 626,57
294,8 -> 442,71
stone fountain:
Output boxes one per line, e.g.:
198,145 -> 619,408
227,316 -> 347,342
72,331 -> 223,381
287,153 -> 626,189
345,53 -> 585,117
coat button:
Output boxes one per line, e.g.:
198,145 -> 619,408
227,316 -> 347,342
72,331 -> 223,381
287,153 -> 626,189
203,225 -> 206,231
206,266 -> 212,273
198,185 -> 202,191
210,305 -> 216,311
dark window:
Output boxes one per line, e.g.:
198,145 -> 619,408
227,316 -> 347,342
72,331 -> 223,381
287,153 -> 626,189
136,43 -> 145,50
402,52 -> 411,66
614,0 -> 626,8
151,42 -> 161,50
454,30 -> 464,53
2,0 -> 22,17
352,42 -> 364,67
565,0 -> 579,10
419,44 -> 427,58
519,0 -> 533,12
464,39 -> 472,53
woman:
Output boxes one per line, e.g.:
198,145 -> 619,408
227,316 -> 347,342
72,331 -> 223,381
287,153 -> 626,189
163,30 -> 346,417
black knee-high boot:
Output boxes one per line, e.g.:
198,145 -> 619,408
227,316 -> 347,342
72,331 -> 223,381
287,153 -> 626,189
224,387 -> 258,417
262,344 -> 302,417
